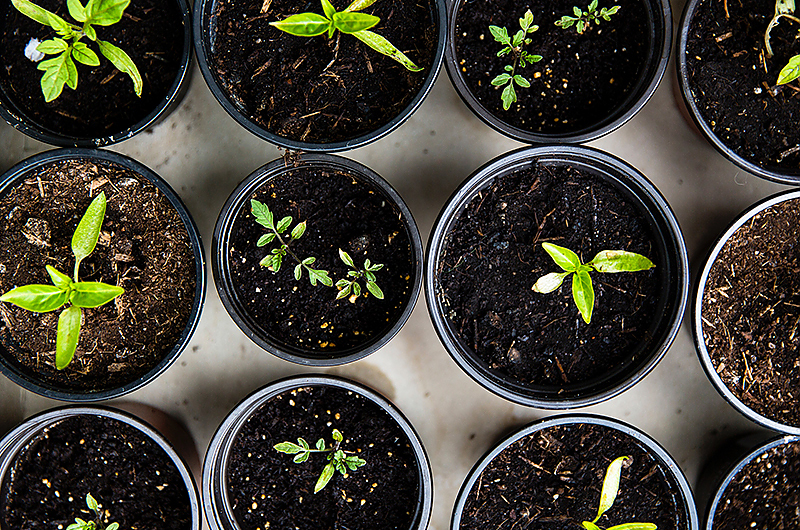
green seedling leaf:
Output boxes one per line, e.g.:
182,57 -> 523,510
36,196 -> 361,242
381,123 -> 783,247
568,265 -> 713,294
291,221 -> 307,240
56,305 -> 81,370
583,523 -> 602,530
85,493 -> 98,511
492,73 -> 511,86
352,282 -> 362,297
276,216 -> 293,233
294,263 -> 303,280
36,38 -> 69,54
316,438 -> 326,450
270,13 -> 332,36
336,283 -> 352,299
11,0 -> 64,27
294,452 -> 310,463
0,284 -> 68,312
274,441 -> 304,454
489,25 -> 510,44
251,200 -> 274,229
592,456 -> 631,522
67,0 -> 87,22
332,11 -> 379,33
572,270 -> 594,323
778,54 -> 800,84
97,40 -> 142,96
532,271 -> 569,293
332,429 -> 343,442
542,242 -> 581,271
308,268 -> 333,287
257,233 -> 276,247
514,75 -> 530,87
606,525 -> 657,530
72,192 -> 106,280
298,438 -> 310,450
315,461 -> 336,493
107,524 -> 120,530
46,265 -> 73,290
72,41 -> 100,66
344,0 -> 379,11
38,52 -> 77,102
322,0 -> 336,19
501,82 -> 516,110
70,282 -> 124,308
85,0 -> 129,26
366,281 -> 383,299
352,30 -> 423,71
339,249 -> 355,268
589,250 -> 655,273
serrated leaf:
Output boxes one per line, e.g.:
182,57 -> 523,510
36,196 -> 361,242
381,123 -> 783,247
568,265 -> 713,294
72,42 -> 100,66
778,54 -> 800,84
97,39 -> 142,96
72,192 -> 106,276
69,282 -> 123,308
270,13 -> 332,36
532,271 -> 569,293
276,216 -> 292,233
589,250 -> 655,273
492,73 -> 512,86
251,200 -> 274,228
56,305 -> 81,370
501,82 -> 516,110
352,30 -> 422,71
557,16 -> 575,28
85,0 -> 129,26
512,29 -> 524,47
333,11 -> 379,33
339,248 -> 355,268
308,268 -> 333,287
593,456 -> 631,522
0,284 -> 68,312
366,281 -> 383,299
37,52 -> 74,102
67,0 -> 87,22
489,25 -> 510,44
541,242 -> 581,271
291,221 -> 307,240
272,254 -> 283,272
274,441 -> 303,454
36,38 -> 69,54
315,461 -> 335,493
46,266 -> 73,290
257,233 -> 276,247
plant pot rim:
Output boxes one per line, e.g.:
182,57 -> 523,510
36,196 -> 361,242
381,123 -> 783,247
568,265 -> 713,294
0,147 -> 207,402
691,188 -> 800,435
202,373 -> 434,530
450,413 -> 699,530
443,0 -> 672,144
676,0 -> 800,185
0,0 -> 193,149
212,153 -> 423,366
192,0 -> 446,153
0,404 -> 202,530
425,144 -> 689,408
702,433 -> 800,529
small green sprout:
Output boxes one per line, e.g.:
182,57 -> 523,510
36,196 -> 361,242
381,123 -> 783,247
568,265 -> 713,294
777,54 -> 800,84
335,248 -> 384,300
581,456 -> 656,530
251,199 -> 333,287
555,0 -> 621,34
765,0 -> 799,58
274,429 -> 367,493
0,192 -> 124,370
532,242 -> 654,324
489,10 -> 543,111
66,493 -> 120,530
11,0 -> 142,102
270,0 -> 422,72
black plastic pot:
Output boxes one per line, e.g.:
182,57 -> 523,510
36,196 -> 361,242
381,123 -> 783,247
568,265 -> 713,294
451,414 -> 699,530
0,0 -> 193,148
193,0 -> 446,152
212,153 -> 422,366
0,148 -> 206,401
202,374 -> 433,530
0,405 -> 201,529
677,0 -> 800,184
444,0 -> 671,144
692,189 -> 800,435
426,145 -> 688,408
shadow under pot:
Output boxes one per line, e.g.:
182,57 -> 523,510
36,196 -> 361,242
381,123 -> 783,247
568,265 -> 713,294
700,433 -> 800,529
0,0 -> 193,148
0,406 -> 201,530
426,145 -> 688,408
692,189 -> 800,435
213,154 -> 422,365
0,148 -> 206,401
677,0 -> 800,184
202,375 -> 433,530
193,0 -> 446,152
444,0 -> 671,143
452,414 -> 699,530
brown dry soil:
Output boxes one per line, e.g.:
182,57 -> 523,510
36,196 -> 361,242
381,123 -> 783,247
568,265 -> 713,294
0,158 -> 196,392
1,414 -> 192,530
702,199 -> 800,427
459,423 -> 686,530
226,385 -> 420,530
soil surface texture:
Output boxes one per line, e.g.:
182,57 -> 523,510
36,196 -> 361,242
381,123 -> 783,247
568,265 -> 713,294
701,199 -> 800,427
0,0 -> 184,139
437,162 -> 662,389
228,165 -> 414,356
712,439 -> 800,529
685,0 -> 800,174
459,422 -> 685,530
226,385 -> 420,530
454,0 -> 649,134
1,414 -> 192,530
0,158 -> 197,392
207,0 -> 438,144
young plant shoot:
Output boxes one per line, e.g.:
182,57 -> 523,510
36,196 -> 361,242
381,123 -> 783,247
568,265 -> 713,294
66,493 -> 120,530
336,248 -> 384,300
274,429 -> 367,493
489,10 -> 542,110
270,0 -> 422,72
581,456 -> 656,530
765,0 -> 800,84
532,242 -> 654,324
0,192 -> 124,370
11,0 -> 143,102
555,0 -> 621,34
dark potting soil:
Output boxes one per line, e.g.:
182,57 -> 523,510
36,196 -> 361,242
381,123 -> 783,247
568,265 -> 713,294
454,0 -> 649,134
0,0 -> 184,138
0,158 -> 196,391
685,0 -> 800,173
207,0 -> 438,144
701,199 -> 800,427
459,423 -> 686,529
437,163 -> 661,388
228,165 -> 414,355
0,414 -> 192,530
711,439 -> 800,529
226,385 -> 420,530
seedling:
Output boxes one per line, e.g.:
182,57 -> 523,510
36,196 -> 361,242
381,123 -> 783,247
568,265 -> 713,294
489,10 -> 543,110
532,242 -> 654,324
251,199 -> 333,287
66,493 -> 120,530
555,0 -> 621,34
336,249 -> 384,300
270,0 -> 422,72
581,456 -> 656,530
11,0 -> 142,102
0,192 -> 124,370
274,428 -> 367,493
